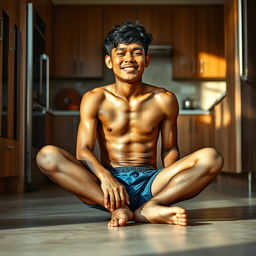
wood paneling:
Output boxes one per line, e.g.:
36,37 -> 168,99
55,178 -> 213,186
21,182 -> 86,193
178,115 -> 213,158
53,6 -> 103,78
173,6 -> 226,80
78,7 -> 103,78
213,0 -> 241,173
137,6 -> 173,45
0,138 -> 19,177
53,7 -> 78,77
196,6 -> 226,78
173,7 -> 196,78
102,6 -> 137,37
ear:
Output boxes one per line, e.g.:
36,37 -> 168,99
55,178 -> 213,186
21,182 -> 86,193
145,55 -> 151,68
105,55 -> 113,69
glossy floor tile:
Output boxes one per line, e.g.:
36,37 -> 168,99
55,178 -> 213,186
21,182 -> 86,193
0,175 -> 256,256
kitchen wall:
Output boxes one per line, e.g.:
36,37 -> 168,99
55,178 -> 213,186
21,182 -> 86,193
50,59 -> 226,111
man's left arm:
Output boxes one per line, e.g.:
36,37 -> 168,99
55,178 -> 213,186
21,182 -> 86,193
159,91 -> 180,167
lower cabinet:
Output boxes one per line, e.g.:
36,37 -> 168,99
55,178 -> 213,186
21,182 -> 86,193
52,114 -> 80,155
177,114 -> 213,158
0,138 -> 19,177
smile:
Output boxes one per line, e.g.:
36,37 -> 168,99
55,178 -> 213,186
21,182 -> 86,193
121,66 -> 138,73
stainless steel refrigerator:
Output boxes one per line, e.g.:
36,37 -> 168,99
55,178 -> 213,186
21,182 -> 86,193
25,3 -> 50,190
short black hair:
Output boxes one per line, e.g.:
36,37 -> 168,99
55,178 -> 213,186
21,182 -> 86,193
104,21 -> 153,56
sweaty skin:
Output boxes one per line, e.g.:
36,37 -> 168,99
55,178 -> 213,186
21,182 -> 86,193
36,42 -> 223,227
81,83 -> 178,169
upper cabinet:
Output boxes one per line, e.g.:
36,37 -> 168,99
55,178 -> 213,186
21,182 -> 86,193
103,6 -> 137,37
2,0 -> 19,26
52,6 -> 103,78
173,6 -> 226,80
52,5 -> 226,80
137,6 -> 173,45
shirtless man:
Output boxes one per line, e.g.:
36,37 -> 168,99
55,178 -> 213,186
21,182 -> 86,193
36,21 -> 224,227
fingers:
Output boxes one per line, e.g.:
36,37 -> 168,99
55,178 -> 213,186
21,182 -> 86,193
109,190 -> 115,211
103,189 -> 109,209
101,181 -> 130,211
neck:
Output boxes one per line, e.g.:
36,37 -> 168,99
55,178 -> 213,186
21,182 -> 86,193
114,79 -> 143,99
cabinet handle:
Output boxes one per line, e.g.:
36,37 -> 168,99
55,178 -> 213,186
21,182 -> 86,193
199,59 -> 204,74
6,145 -> 15,150
0,17 -> 3,41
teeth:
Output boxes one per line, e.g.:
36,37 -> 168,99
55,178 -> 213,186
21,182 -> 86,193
123,67 -> 135,71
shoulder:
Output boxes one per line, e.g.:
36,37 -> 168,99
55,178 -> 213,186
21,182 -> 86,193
144,84 -> 177,104
80,86 -> 110,117
145,84 -> 178,117
81,87 -> 105,103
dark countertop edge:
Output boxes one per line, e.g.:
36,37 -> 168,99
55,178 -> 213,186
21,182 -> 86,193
48,109 -> 211,116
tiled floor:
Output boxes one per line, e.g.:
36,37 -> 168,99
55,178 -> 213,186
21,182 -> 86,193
0,174 -> 256,256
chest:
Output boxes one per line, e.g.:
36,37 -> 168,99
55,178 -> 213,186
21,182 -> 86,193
98,97 -> 164,136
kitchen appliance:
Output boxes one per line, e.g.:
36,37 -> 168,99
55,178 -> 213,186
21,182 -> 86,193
25,3 -> 50,188
182,97 -> 196,110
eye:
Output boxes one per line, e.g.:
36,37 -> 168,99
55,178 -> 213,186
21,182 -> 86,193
116,52 -> 125,56
133,51 -> 143,56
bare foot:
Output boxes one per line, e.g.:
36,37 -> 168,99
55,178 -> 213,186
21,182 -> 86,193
134,202 -> 187,226
108,207 -> 134,227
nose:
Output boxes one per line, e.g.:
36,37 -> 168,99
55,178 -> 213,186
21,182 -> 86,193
124,52 -> 134,62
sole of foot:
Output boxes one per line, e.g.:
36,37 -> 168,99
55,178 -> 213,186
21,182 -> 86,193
135,203 -> 187,226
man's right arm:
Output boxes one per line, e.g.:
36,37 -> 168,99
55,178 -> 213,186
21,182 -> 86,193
76,90 -> 130,211
76,90 -> 108,178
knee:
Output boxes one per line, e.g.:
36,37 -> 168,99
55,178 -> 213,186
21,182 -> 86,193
36,145 -> 60,174
197,147 -> 224,175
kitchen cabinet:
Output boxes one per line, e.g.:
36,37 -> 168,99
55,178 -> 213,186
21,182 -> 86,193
0,5 -> 21,185
2,0 -> 19,26
30,0 -> 53,60
103,6 -> 137,38
0,138 -> 19,177
173,6 -> 226,80
52,6 -> 103,78
103,6 -> 174,46
136,6 -> 174,45
52,114 -> 80,155
177,114 -> 213,158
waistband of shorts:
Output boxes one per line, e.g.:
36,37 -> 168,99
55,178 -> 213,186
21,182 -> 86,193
108,166 -> 154,173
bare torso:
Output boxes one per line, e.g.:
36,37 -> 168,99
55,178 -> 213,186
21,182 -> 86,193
94,83 -> 170,168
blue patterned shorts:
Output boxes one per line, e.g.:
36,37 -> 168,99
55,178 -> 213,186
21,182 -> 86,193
84,166 -> 163,212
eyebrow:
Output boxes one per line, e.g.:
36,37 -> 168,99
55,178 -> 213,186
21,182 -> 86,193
115,47 -> 144,52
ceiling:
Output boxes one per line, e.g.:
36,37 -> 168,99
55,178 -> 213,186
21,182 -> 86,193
52,0 -> 224,5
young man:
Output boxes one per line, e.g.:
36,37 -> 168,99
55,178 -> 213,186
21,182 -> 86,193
36,21 -> 224,227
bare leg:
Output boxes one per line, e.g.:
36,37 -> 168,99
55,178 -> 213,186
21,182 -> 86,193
135,147 -> 224,225
36,145 -> 105,207
36,145 -> 134,226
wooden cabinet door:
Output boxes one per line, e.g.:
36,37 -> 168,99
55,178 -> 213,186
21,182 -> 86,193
177,115 -> 192,158
52,7 -> 78,77
177,115 -> 213,158
78,7 -> 103,78
103,6 -> 137,39
53,115 -> 80,155
196,6 -> 226,78
2,0 -> 18,26
190,115 -> 213,151
173,7 -> 196,79
0,138 -> 19,177
137,6 -> 173,45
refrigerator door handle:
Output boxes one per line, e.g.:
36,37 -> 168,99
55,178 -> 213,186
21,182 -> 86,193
41,53 -> 50,112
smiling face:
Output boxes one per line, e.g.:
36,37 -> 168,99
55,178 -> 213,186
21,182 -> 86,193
105,43 -> 151,84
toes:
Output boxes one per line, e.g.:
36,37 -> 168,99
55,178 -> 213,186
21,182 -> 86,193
108,217 -> 119,227
118,216 -> 128,226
